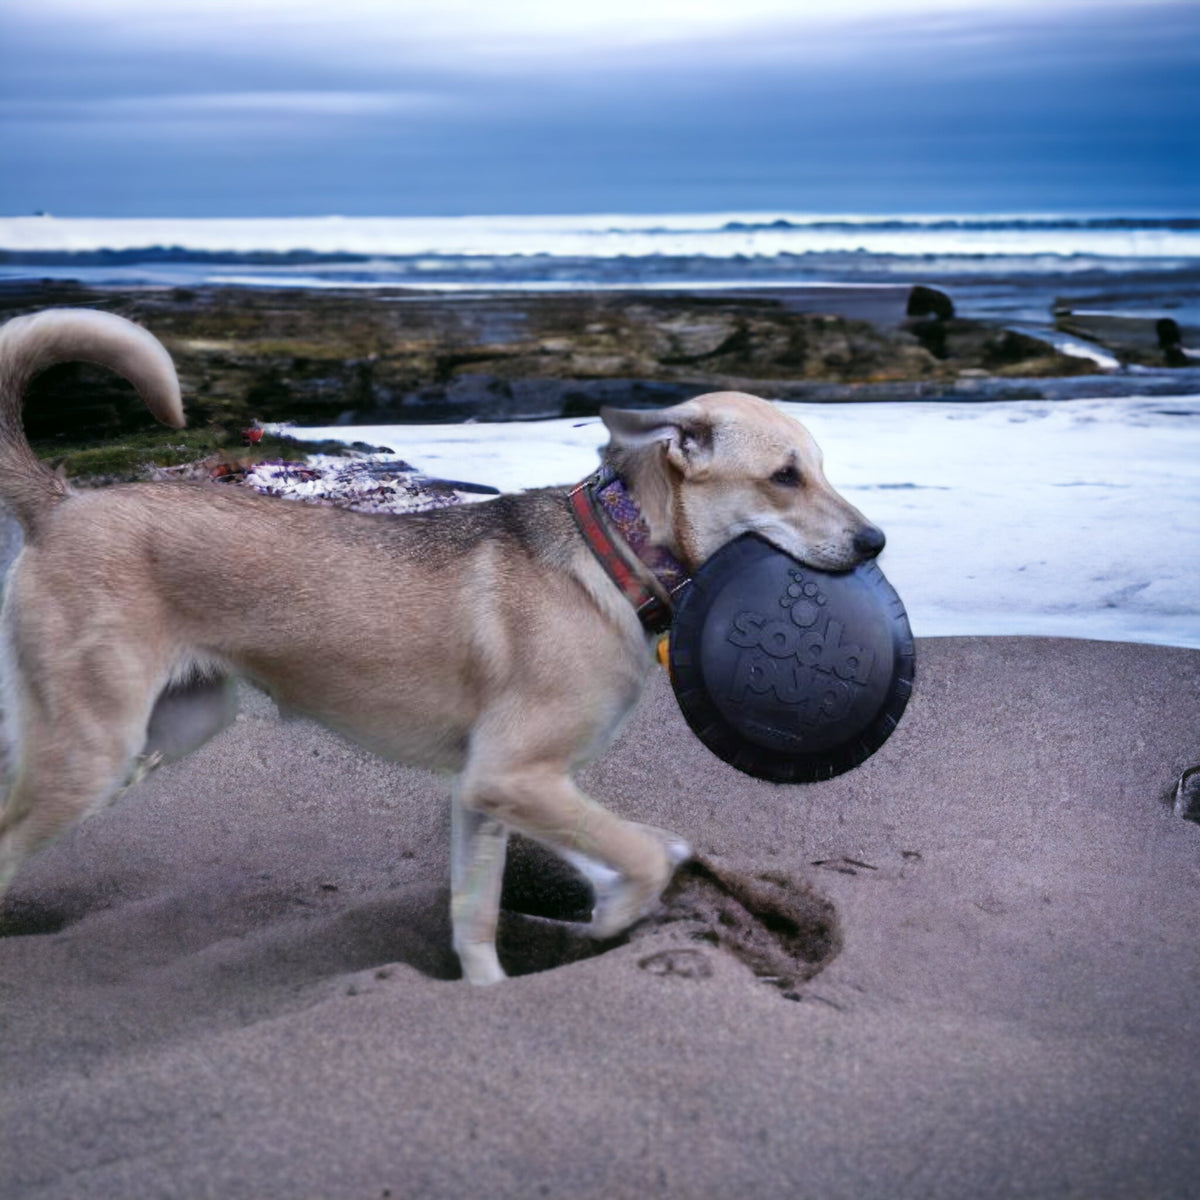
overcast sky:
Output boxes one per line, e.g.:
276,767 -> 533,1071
1,0 -> 1197,217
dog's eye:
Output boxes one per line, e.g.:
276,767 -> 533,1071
770,465 -> 802,488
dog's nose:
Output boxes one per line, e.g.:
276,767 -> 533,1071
853,524 -> 886,559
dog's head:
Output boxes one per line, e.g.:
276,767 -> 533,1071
600,391 -> 884,571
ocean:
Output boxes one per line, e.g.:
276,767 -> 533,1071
3,211 -> 1199,331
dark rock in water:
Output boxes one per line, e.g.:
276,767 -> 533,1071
907,284 -> 955,321
912,318 -> 1091,377
1055,305 -> 1200,367
1156,318 -> 1200,367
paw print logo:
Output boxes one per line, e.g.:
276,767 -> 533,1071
779,569 -> 827,629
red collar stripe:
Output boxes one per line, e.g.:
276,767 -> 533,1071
568,475 -> 673,633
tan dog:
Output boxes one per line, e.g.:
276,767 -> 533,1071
0,309 -> 884,985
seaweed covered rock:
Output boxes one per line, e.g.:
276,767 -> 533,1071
4,282 -> 1092,440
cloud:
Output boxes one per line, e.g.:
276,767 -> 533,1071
1,90 -> 451,124
0,0 -> 1195,215
5,0 -> 1190,70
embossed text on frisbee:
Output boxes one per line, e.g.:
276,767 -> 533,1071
725,569 -> 876,737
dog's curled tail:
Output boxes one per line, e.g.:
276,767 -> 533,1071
0,308 -> 184,534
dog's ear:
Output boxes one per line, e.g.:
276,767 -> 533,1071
599,403 -> 713,477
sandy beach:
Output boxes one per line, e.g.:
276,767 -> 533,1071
2,636 -> 1198,1199
0,274 -> 1197,1198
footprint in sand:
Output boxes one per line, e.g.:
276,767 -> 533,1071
497,845 -> 841,993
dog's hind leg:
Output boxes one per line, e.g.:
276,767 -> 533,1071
0,643 -> 165,897
560,819 -> 692,938
458,743 -> 690,954
449,789 -> 509,985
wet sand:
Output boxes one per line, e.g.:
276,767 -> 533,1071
2,636 -> 1198,1199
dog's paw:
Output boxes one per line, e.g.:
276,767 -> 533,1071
663,833 -> 693,871
589,878 -> 659,939
456,941 -> 507,986
561,824 -> 692,941
630,822 -> 693,872
589,830 -> 691,939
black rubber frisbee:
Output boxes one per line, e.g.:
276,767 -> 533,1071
668,535 -> 915,783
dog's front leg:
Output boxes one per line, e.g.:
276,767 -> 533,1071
450,790 -> 509,986
459,757 -> 689,949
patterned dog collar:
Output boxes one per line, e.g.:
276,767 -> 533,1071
568,467 -> 691,634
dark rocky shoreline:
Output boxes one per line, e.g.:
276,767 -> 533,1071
2,281 -> 1196,453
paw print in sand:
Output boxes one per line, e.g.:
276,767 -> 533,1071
779,569 -> 828,630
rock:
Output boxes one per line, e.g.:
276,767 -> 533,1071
0,282 -> 1145,437
1054,306 -> 1200,367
